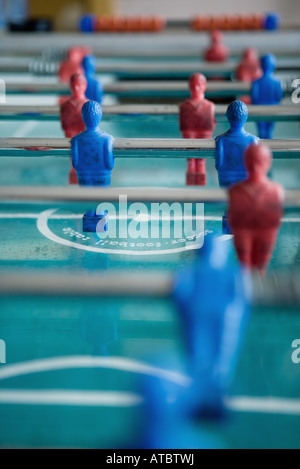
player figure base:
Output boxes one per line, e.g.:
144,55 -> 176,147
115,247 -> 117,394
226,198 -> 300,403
186,173 -> 206,186
193,400 -> 227,422
194,173 -> 206,186
82,214 -> 108,233
222,216 -> 232,235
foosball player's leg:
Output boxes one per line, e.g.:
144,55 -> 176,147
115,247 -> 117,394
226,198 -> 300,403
222,210 -> 232,235
186,158 -> 196,185
82,208 -> 108,233
194,158 -> 206,186
252,228 -> 278,275
69,163 -> 78,184
257,121 -> 275,139
232,228 -> 253,267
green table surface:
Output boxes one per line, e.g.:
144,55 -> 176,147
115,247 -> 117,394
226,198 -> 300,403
0,108 -> 299,449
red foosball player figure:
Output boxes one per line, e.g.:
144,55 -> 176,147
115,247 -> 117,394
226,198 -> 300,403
60,73 -> 88,184
228,143 -> 284,275
58,47 -> 84,83
235,48 -> 262,104
204,30 -> 229,62
236,48 -> 262,83
179,73 -> 216,185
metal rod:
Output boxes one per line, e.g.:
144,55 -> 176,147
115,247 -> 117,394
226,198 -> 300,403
0,104 -> 299,122
0,31 -> 298,56
0,186 -> 298,207
1,48 -> 300,60
251,270 -> 300,306
0,269 -> 299,306
5,80 -> 251,96
0,138 -> 299,160
94,59 -> 300,75
0,58 -> 299,76
0,272 -> 173,297
0,186 -> 228,203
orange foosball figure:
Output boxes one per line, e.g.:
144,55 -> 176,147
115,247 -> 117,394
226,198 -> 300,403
228,143 -> 284,275
179,73 -> 216,186
60,73 -> 88,184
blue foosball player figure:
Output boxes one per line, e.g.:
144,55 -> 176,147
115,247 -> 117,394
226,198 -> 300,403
251,54 -> 282,138
172,235 -> 251,420
71,100 -> 114,232
82,55 -> 104,104
215,100 -> 259,233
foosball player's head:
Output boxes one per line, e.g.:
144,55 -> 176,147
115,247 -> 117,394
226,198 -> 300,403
244,143 -> 271,176
260,53 -> 276,74
189,73 -> 207,98
81,100 -> 102,130
226,100 -> 248,129
67,47 -> 82,63
243,47 -> 258,62
70,73 -> 87,97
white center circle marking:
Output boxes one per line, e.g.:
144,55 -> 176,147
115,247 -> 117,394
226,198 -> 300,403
37,208 -> 207,256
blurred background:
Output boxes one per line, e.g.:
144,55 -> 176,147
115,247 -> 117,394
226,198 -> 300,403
0,0 -> 299,30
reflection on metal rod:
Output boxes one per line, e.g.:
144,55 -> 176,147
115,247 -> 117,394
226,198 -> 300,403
0,269 -> 299,306
0,186 -> 298,207
0,104 -> 298,122
0,138 -> 299,160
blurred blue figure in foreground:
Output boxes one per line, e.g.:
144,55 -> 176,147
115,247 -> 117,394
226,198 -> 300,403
135,373 -> 223,449
172,235 -> 251,419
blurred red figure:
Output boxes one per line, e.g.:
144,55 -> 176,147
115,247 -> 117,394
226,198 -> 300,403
60,73 -> 88,184
236,48 -> 262,82
228,143 -> 284,275
236,48 -> 262,104
204,30 -> 229,62
76,46 -> 92,60
58,48 -> 84,83
179,73 -> 216,185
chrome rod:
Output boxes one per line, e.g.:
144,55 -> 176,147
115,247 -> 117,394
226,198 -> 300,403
0,186 -> 298,206
0,186 -> 228,203
0,272 -> 173,297
0,137 -> 299,159
0,104 -> 299,122
1,48 -> 300,59
0,269 -> 299,306
0,58 -> 299,75
94,59 -> 300,75
0,31 -> 299,56
5,80 -> 251,95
